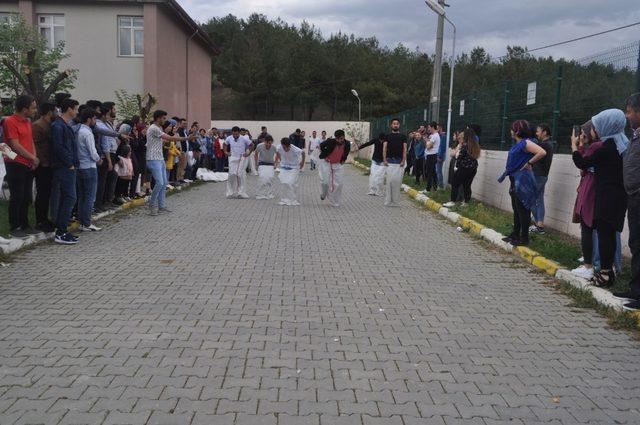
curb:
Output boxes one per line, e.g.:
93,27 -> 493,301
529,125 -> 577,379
0,181 -> 200,255
354,162 -> 629,312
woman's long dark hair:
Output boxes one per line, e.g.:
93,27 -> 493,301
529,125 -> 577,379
463,129 -> 481,159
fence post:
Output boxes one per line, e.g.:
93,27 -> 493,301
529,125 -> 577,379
636,40 -> 640,92
470,91 -> 477,123
500,82 -> 511,148
552,64 -> 563,142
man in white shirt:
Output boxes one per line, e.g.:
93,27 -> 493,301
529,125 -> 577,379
308,130 -> 322,170
423,121 -> 440,193
275,137 -> 305,206
225,126 -> 254,198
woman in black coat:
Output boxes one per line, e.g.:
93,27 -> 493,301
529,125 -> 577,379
571,109 -> 629,287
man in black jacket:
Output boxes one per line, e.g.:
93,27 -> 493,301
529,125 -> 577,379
318,129 -> 353,206
357,133 -> 385,196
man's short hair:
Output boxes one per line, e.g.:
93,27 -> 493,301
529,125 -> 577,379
232,126 -> 240,132
15,95 -> 35,112
153,110 -> 167,121
537,123 -> 551,136
54,92 -> 71,107
390,118 -> 401,124
295,128 -> 301,133
101,101 -> 115,113
627,93 -> 640,112
428,121 -> 438,129
334,129 -> 345,138
60,98 -> 79,113
86,100 -> 102,113
39,102 -> 56,116
264,135 -> 273,142
80,107 -> 97,123
261,126 -> 267,131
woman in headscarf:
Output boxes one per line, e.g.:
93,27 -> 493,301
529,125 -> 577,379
498,120 -> 547,246
571,109 -> 628,287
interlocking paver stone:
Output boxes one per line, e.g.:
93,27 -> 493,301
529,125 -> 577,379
1,168 -> 640,424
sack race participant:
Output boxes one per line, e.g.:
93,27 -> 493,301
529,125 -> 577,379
276,137 -> 306,206
224,126 -> 253,199
383,118 -> 408,207
318,129 -> 352,207
357,133 -> 386,196
254,135 -> 277,200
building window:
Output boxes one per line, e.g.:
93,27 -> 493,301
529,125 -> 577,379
0,12 -> 17,26
119,16 -> 143,57
459,100 -> 465,116
38,14 -> 65,49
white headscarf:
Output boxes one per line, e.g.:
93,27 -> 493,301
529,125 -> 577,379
592,109 -> 629,155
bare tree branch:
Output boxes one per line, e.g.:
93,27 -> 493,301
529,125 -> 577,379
42,70 -> 70,102
0,58 -> 29,92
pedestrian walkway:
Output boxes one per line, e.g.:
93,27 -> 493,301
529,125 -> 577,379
1,168 -> 639,425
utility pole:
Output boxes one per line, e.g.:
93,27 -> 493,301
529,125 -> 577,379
428,0 -> 446,123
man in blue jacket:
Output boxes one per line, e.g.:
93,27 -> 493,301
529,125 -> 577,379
51,98 -> 80,245
436,124 -> 447,189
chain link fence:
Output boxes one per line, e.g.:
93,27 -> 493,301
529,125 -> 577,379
370,41 -> 640,152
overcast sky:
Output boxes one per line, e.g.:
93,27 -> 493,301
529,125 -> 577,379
180,0 -> 640,61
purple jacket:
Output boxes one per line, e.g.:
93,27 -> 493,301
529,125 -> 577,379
573,141 -> 603,227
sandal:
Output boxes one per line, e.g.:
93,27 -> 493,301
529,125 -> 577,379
594,270 -> 615,288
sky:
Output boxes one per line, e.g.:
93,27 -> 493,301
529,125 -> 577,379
180,0 -> 640,61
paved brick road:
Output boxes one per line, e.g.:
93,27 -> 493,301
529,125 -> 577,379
1,167 -> 639,425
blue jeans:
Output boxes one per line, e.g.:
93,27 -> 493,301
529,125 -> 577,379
147,160 -> 167,209
593,230 -> 622,274
77,168 -> 98,227
532,175 -> 548,224
52,167 -> 77,232
215,157 -> 225,172
436,159 -> 444,188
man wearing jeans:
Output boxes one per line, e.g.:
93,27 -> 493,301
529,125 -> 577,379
2,95 -> 40,238
32,102 -> 56,233
76,108 -> 102,232
530,123 -> 554,234
618,93 -> 640,310
436,124 -> 447,189
50,98 -> 80,245
146,110 -> 194,216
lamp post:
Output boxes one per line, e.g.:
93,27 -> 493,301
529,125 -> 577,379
425,0 -> 456,187
351,89 -> 361,122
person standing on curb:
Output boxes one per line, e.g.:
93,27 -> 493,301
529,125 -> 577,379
2,95 -> 40,238
436,123 -> 447,189
32,102 -> 56,233
530,123 -> 554,235
618,94 -> 640,310
75,108 -> 102,232
50,98 -> 80,245
383,118 -> 407,207
423,122 -> 440,193
318,130 -> 352,207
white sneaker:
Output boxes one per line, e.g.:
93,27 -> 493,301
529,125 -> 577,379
571,265 -> 594,280
80,224 -> 102,232
256,195 -> 266,200
278,200 -> 288,206
443,201 -> 455,208
184,179 -> 193,183
166,184 -> 174,190
290,200 -> 301,206
238,193 -> 249,199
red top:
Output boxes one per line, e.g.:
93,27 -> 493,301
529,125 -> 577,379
3,114 -> 35,168
326,144 -> 345,164
213,138 -> 225,158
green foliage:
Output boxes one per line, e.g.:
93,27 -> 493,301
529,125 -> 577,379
0,14 -> 76,106
114,90 -> 157,122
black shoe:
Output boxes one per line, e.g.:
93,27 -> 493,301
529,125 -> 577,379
22,226 -> 42,235
502,234 -> 515,243
612,291 -> 638,300
623,299 -> 640,311
9,228 -> 29,238
54,231 -> 78,245
594,270 -> 615,288
511,238 -> 529,247
35,222 -> 56,233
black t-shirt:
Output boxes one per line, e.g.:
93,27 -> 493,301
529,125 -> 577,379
385,132 -> 407,159
533,139 -> 554,177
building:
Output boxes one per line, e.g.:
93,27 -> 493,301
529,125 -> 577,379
0,0 -> 218,126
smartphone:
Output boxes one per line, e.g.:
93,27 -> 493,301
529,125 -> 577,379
572,125 -> 581,137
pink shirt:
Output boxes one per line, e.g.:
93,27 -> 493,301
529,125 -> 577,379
326,144 -> 345,164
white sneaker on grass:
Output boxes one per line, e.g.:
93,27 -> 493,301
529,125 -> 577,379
571,265 -> 594,280
80,224 -> 102,232
443,201 -> 455,208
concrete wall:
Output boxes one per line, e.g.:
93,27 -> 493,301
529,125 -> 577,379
144,3 -> 211,128
34,2 -> 145,103
470,150 -> 630,254
210,121 -> 370,147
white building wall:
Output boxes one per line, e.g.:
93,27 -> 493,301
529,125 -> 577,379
34,2 -> 144,103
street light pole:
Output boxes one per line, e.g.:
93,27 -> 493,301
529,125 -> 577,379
351,89 -> 361,122
424,0 -> 456,187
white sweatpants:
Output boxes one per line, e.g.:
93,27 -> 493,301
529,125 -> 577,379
226,156 -> 248,198
319,160 -> 344,207
368,161 -> 386,196
256,165 -> 275,199
384,163 -> 404,206
279,168 -> 300,204
248,151 -> 258,174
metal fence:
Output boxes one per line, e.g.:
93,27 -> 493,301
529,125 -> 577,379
370,41 -> 640,152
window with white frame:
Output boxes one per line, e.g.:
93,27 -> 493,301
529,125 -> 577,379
38,14 -> 65,49
526,82 -> 537,106
118,16 -> 144,57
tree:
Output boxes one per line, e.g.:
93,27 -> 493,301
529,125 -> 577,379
0,14 -> 76,106
114,90 -> 157,122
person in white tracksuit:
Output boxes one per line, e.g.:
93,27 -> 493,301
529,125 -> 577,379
318,130 -> 353,207
275,138 -> 306,206
254,135 -> 277,199
224,126 -> 254,199
383,118 -> 408,207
